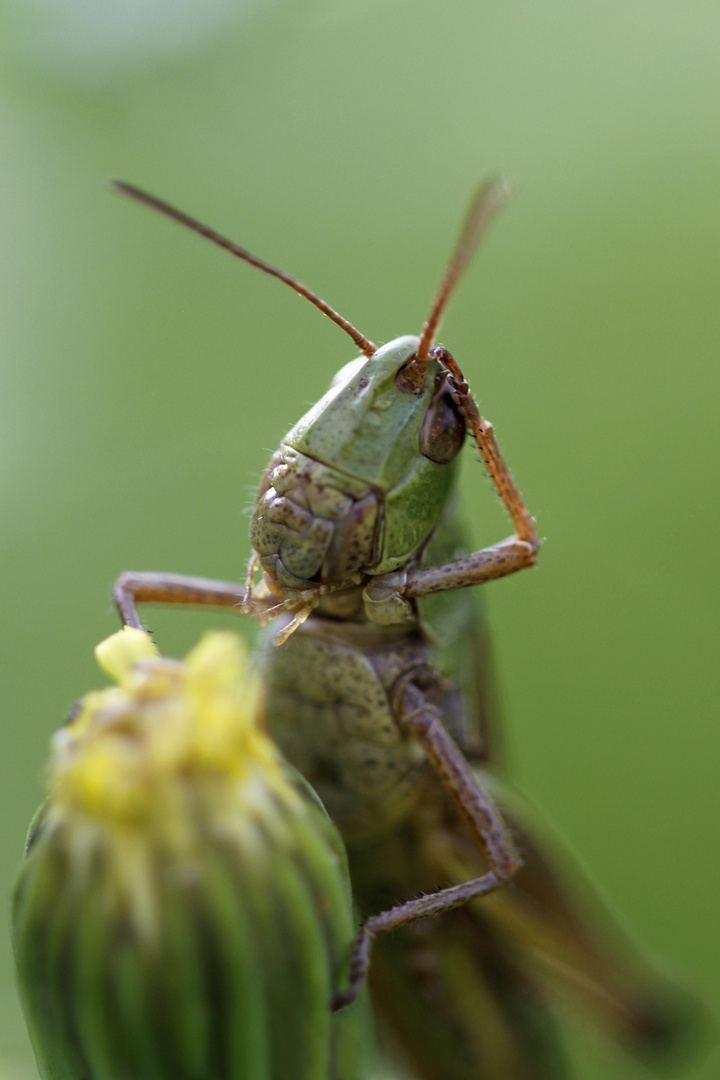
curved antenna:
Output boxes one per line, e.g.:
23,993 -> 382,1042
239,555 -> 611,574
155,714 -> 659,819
416,175 -> 510,363
112,181 -> 377,359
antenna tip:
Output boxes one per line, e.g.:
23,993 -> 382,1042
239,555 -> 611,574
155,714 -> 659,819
479,172 -> 513,211
498,173 -> 512,201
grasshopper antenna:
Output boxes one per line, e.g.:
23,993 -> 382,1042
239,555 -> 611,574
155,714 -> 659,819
111,181 -> 377,359
416,175 -> 510,363
413,176 -> 535,551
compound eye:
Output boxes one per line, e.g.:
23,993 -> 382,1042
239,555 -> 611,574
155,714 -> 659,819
420,378 -> 466,464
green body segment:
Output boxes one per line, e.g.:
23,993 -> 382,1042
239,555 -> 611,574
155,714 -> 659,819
250,337 -> 461,588
264,619 -> 427,842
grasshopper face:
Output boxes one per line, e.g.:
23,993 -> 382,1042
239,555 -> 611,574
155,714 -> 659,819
250,336 -> 467,591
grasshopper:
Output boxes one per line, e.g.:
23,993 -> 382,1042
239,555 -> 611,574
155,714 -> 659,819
112,180 -> 697,1077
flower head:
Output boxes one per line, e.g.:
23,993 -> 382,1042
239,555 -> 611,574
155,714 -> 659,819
13,629 -> 367,1080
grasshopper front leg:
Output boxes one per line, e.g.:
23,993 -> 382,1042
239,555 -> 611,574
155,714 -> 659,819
333,676 -> 521,1010
114,571 -> 249,629
363,536 -> 536,622
114,569 -> 353,639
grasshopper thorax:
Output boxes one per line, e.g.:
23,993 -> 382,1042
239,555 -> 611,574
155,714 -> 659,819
250,337 -> 466,592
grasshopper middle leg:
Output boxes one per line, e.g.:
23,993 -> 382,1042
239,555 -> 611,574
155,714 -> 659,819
332,675 -> 521,1010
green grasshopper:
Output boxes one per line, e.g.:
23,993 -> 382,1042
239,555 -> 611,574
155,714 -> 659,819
113,179 -> 697,1077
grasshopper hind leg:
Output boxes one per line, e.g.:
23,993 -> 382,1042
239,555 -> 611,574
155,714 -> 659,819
367,907 -> 570,1080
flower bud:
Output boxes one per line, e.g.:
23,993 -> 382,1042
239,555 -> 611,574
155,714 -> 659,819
13,629 -> 370,1080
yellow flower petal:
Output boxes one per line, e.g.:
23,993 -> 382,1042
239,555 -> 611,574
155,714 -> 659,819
94,627 -> 158,685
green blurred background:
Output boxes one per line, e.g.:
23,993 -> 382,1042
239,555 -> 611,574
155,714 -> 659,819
1,2 -> 718,1077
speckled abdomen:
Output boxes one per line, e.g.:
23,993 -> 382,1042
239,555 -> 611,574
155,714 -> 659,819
262,618 -> 432,843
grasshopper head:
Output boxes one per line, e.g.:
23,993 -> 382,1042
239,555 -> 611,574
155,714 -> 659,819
250,337 -> 466,590
111,179 -> 506,594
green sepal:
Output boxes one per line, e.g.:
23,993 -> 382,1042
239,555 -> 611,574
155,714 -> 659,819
12,837 -> 87,1080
